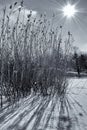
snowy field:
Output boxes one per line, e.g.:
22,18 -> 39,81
0,78 -> 87,130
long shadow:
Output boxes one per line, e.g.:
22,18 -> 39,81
5,97 -> 46,130
31,97 -> 52,130
16,97 -> 50,130
6,102 -> 40,130
0,95 -> 58,130
0,109 -> 16,124
0,95 -> 40,130
0,95 -> 38,124
43,96 -> 58,130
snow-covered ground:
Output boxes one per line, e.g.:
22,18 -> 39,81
0,78 -> 87,130
67,78 -> 87,130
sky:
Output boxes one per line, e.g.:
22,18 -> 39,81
0,0 -> 87,53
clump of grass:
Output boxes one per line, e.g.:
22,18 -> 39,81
0,1 -> 68,107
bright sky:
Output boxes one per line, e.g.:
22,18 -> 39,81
0,0 -> 87,53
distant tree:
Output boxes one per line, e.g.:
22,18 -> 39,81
73,53 -> 81,77
79,54 -> 87,72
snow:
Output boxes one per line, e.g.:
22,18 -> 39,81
0,78 -> 87,130
67,78 -> 87,130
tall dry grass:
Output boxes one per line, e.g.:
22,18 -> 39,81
0,1 -> 69,107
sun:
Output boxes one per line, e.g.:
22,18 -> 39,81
63,3 -> 77,18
